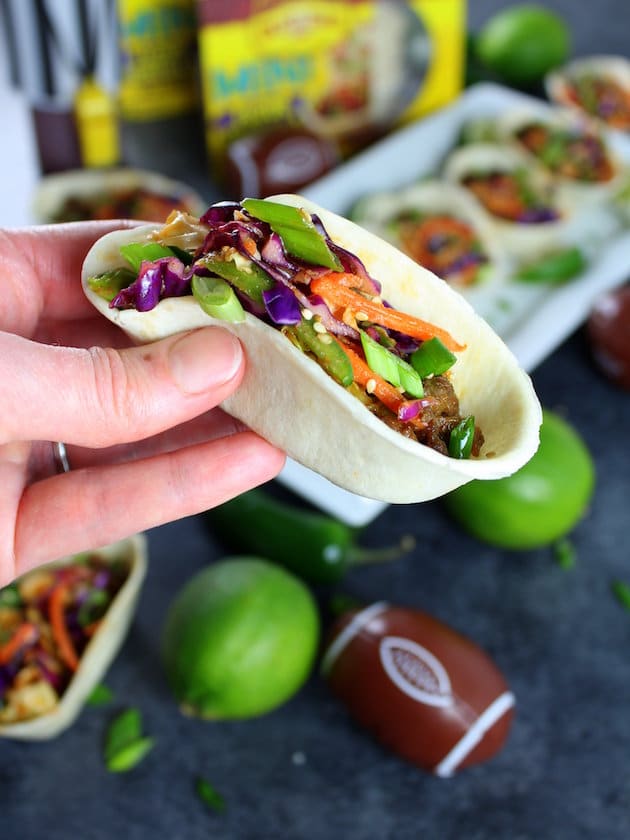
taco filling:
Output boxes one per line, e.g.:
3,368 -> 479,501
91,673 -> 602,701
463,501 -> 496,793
462,169 -> 559,223
87,199 -> 484,459
0,554 -> 129,723
52,186 -> 198,223
566,75 -> 630,132
389,211 -> 489,286
515,122 -> 615,182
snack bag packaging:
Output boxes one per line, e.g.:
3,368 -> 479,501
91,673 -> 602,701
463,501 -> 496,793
196,0 -> 466,194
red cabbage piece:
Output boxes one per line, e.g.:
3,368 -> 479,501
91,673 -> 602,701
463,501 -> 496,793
111,257 -> 188,311
200,201 -> 242,225
262,282 -> 302,325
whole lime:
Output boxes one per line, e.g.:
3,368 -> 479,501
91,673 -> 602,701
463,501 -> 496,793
476,4 -> 571,87
444,410 -> 595,549
162,557 -> 320,719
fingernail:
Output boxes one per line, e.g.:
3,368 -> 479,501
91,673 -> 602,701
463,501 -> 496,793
168,328 -> 243,394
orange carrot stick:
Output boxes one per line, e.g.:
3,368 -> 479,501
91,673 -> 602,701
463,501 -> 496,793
0,622 -> 38,665
49,583 -> 79,672
310,273 -> 465,352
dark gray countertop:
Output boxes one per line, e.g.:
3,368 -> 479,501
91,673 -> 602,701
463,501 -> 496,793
2,2 -> 630,839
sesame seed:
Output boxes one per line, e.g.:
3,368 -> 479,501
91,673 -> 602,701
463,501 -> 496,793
355,311 -> 368,322
366,378 -> 377,394
317,334 -> 333,344
313,321 -> 327,334
372,296 -> 382,304
302,308 -> 313,320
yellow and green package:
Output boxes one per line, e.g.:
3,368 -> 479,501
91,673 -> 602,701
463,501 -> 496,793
196,0 -> 466,179
117,0 -> 200,121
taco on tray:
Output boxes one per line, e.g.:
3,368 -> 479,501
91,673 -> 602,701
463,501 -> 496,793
82,194 -> 541,503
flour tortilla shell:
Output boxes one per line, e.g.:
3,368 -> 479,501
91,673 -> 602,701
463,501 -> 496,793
0,535 -> 147,741
82,194 -> 542,503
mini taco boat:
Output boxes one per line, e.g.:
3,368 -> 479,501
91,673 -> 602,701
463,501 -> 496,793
443,143 -> 570,260
32,167 -> 207,225
82,195 -> 541,504
545,55 -> 630,133
0,536 -> 147,741
499,106 -> 627,206
349,180 -> 509,292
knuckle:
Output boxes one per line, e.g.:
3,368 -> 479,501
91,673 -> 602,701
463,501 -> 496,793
85,347 -> 135,439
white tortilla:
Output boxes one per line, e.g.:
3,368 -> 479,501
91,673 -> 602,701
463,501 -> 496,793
443,143 -> 571,260
82,194 -> 542,503
32,167 -> 207,225
498,105 -> 627,207
0,535 -> 147,741
545,55 -> 630,133
350,179 -> 510,297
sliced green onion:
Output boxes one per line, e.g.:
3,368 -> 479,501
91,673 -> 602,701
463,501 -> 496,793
197,255 -> 274,304
104,708 -> 142,762
410,337 -> 457,378
106,737 -> 155,773
554,538 -> 576,570
611,580 -> 630,612
87,267 -> 136,302
360,330 -> 424,397
86,684 -> 114,707
515,248 -> 586,284
290,318 -> 354,387
196,777 -> 226,813
192,275 -> 245,323
241,198 -> 343,271
448,416 -> 476,459
120,241 -> 176,272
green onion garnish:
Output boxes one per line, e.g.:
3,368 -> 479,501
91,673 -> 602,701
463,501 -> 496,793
86,684 -> 114,707
360,330 -> 424,397
196,777 -> 226,813
104,707 -> 154,773
410,337 -> 457,378
448,416 -> 476,459
611,580 -> 630,611
242,198 -> 343,271
120,241 -> 177,273
554,538 -> 576,570
192,275 -> 245,323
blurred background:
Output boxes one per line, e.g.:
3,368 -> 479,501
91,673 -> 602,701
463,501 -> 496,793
1,3 -> 629,840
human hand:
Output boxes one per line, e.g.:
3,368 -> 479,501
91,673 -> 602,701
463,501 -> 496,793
0,222 -> 286,587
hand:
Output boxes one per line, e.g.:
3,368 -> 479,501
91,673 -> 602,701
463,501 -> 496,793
0,222 -> 286,587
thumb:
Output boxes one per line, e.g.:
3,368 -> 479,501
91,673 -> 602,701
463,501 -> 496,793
0,327 -> 244,447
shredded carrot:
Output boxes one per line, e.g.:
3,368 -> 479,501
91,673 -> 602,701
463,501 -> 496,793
338,340 -> 426,429
0,622 -> 38,665
48,583 -> 79,672
311,273 -> 465,352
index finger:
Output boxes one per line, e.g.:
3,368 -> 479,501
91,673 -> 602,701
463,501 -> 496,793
13,219 -> 141,322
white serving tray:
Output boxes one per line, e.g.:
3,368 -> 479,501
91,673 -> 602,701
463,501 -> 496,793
277,82 -> 630,526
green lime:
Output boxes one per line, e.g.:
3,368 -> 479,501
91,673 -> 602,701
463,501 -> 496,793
476,4 -> 571,87
444,409 -> 595,549
162,557 -> 320,719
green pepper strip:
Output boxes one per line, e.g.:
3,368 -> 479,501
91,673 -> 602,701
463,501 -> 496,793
449,416 -> 476,459
287,318 -> 354,388
197,255 -> 274,304
120,242 -> 177,273
411,337 -> 457,378
86,267 -> 137,302
205,489 -> 415,586
241,198 -> 343,271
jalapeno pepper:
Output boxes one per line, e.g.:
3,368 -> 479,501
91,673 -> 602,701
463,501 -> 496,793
205,489 -> 414,586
